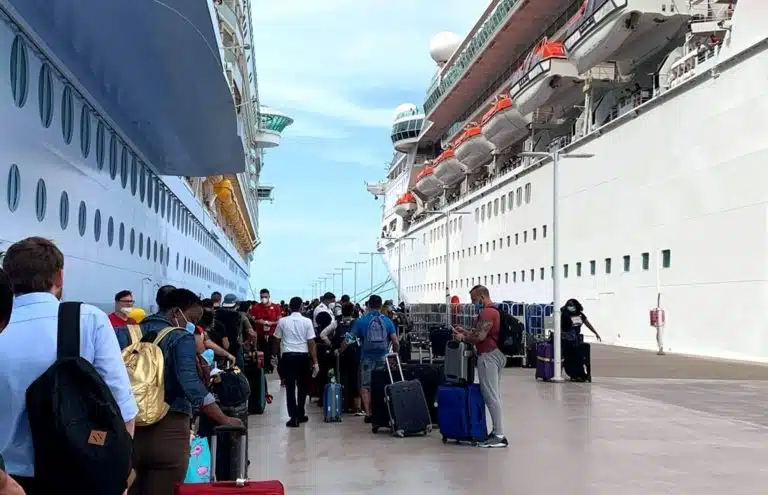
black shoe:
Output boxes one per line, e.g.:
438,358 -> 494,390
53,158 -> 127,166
286,418 -> 300,428
364,415 -> 373,424
298,416 -> 309,423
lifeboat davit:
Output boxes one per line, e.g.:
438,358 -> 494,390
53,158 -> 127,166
394,192 -> 417,217
480,95 -> 527,151
563,0 -> 691,75
413,166 -> 443,198
454,123 -> 494,172
509,38 -> 582,117
432,150 -> 466,186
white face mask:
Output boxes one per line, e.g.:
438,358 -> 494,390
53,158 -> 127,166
119,307 -> 133,316
261,297 -> 269,304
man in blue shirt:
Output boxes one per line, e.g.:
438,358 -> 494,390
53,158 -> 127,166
344,295 -> 399,424
0,237 -> 138,492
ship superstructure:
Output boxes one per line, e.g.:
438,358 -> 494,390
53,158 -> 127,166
0,0 -> 292,311
372,0 -> 768,361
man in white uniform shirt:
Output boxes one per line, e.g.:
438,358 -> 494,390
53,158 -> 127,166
314,292 -> 338,345
274,297 -> 319,428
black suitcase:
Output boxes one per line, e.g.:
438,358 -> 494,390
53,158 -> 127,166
198,402 -> 249,482
429,326 -> 453,358
376,354 -> 432,437
402,362 -> 443,424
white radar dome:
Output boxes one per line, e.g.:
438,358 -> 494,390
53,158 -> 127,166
393,103 -> 417,120
429,32 -> 461,64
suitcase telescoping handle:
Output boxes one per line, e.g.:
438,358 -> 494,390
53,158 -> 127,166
211,425 -> 248,484
385,352 -> 405,384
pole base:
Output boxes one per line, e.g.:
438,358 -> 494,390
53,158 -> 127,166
550,376 -> 566,383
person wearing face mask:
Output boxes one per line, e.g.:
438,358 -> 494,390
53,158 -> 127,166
561,298 -> 600,382
216,294 -> 256,370
115,288 -> 242,494
249,289 -> 282,373
452,285 -> 508,448
108,290 -> 137,328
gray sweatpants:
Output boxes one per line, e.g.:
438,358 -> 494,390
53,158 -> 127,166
477,348 -> 506,436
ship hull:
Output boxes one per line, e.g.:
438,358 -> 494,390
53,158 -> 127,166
0,21 -> 251,312
387,44 -> 768,362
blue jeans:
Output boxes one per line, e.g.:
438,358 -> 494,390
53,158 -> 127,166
360,357 -> 387,387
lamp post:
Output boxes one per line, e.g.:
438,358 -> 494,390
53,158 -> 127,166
359,252 -> 381,299
520,149 -> 594,383
335,267 -> 351,295
395,236 -> 417,305
425,209 -> 472,324
326,272 -> 339,294
345,261 -> 367,302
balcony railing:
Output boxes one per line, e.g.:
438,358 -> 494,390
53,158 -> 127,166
423,0 -> 522,115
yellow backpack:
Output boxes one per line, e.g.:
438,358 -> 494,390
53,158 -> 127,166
122,325 -> 178,427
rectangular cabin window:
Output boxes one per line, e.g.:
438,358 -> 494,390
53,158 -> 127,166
475,208 -> 479,223
513,272 -> 517,283
516,187 -> 522,206
641,252 -> 650,270
623,255 -> 631,272
540,267 -> 545,280
662,249 -> 671,268
524,183 -> 531,204
530,269 -> 534,281
505,272 -> 509,283
563,264 -> 569,278
523,231 -> 528,243
532,228 -> 537,240
590,260 -> 596,275
494,198 -> 499,216
576,262 -> 582,277
521,270 -> 525,282
605,258 -> 612,274
501,196 -> 506,213
515,233 -> 519,245
507,235 -> 511,247
481,205 -> 485,221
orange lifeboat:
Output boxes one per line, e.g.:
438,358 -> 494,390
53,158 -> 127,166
432,148 -> 466,186
394,192 -> 417,217
413,166 -> 443,198
479,95 -> 527,151
509,37 -> 582,117
453,123 -> 494,172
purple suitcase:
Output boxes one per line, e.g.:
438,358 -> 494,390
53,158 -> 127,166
535,342 -> 555,381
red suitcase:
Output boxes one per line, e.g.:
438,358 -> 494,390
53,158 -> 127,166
175,425 -> 284,494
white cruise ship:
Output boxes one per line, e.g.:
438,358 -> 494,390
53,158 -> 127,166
0,0 -> 292,312
370,0 -> 768,362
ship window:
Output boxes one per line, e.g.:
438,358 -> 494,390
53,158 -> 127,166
166,247 -> 170,266
35,178 -> 47,222
487,201 -> 491,217
492,240 -> 496,251
485,242 -> 489,252
661,249 -> 671,268
532,228 -> 537,241
154,180 -> 160,213
516,187 -> 522,206
153,240 -> 157,262
505,273 -> 509,283
605,258 -> 612,274
483,275 -> 487,285
94,209 -> 102,241
623,255 -> 630,272
481,205 -> 485,221
524,183 -> 531,204
540,267 -> 545,280
474,208 -> 479,222
458,217 -> 462,229
120,146 -> 129,189
80,105 -> 91,159
512,272 -> 516,283
479,244 -> 483,254
95,121 -> 105,170
590,260 -> 596,275
38,63 -> 53,127
563,264 -> 569,278
500,196 -> 506,213
521,271 -> 525,282
515,233 -> 519,245
160,244 -> 164,264
130,155 -> 138,196
139,162 -> 146,201
506,236 -> 510,247
107,217 -> 114,246
59,191 -> 69,230
641,252 -> 650,270
576,262 -> 582,277
78,201 -> 86,236
146,237 -> 151,260
61,86 -> 74,144
176,252 -> 180,270
109,133 -> 118,179
147,173 -> 153,208
6,164 -> 21,212
138,233 -> 144,257
508,192 -> 514,209
530,269 -> 534,281
542,225 -> 547,238
130,228 -> 135,254
493,199 -> 499,216
10,35 -> 29,108
160,188 -> 166,217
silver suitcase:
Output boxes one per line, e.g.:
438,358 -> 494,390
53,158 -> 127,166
444,340 -> 474,384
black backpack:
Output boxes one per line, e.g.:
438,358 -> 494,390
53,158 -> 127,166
491,305 -> 525,356
26,302 -> 133,495
211,364 -> 251,407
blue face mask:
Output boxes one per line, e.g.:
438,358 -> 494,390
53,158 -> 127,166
473,299 -> 484,312
201,349 -> 214,366
566,306 -> 576,313
185,322 -> 196,334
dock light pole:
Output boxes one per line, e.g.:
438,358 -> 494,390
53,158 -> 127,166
335,267 -> 351,296
395,236 -> 417,305
520,150 -> 594,383
425,209 -> 472,325
326,272 -> 339,294
345,260 -> 367,303
359,252 -> 381,299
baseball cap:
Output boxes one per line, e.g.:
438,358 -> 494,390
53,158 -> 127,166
221,293 -> 239,308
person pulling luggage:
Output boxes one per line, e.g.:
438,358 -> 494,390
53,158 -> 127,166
452,285 -> 508,448
561,298 -> 601,382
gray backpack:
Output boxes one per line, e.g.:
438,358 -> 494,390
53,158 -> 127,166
365,315 -> 388,354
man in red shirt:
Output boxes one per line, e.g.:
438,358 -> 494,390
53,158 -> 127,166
250,288 -> 282,373
108,290 -> 137,328
452,285 -> 508,448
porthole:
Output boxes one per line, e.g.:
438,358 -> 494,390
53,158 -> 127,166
109,133 -> 118,179
59,190 -> 69,230
95,121 -> 105,170
146,237 -> 151,260
35,178 -> 47,222
107,216 -> 114,246
80,104 -> 91,159
130,155 -> 138,195
120,146 -> 128,188
119,223 -> 125,250
10,35 -> 29,108
78,201 -> 87,236
38,63 -> 53,127
129,228 -> 135,254
61,86 -> 74,144
138,233 -> 144,257
94,209 -> 102,241
139,162 -> 146,201
147,173 -> 153,208
6,164 -> 20,212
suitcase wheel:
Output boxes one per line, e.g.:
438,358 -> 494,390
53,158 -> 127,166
394,429 -> 405,438
471,440 -> 478,446
441,435 -> 447,444
372,425 -> 379,434
425,425 -> 433,435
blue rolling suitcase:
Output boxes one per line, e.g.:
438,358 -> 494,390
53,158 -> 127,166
437,384 -> 487,445
323,353 -> 343,422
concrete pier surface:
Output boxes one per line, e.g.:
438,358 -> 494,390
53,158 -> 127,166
245,344 -> 768,494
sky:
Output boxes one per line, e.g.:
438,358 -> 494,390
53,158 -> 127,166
248,0 -> 490,302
